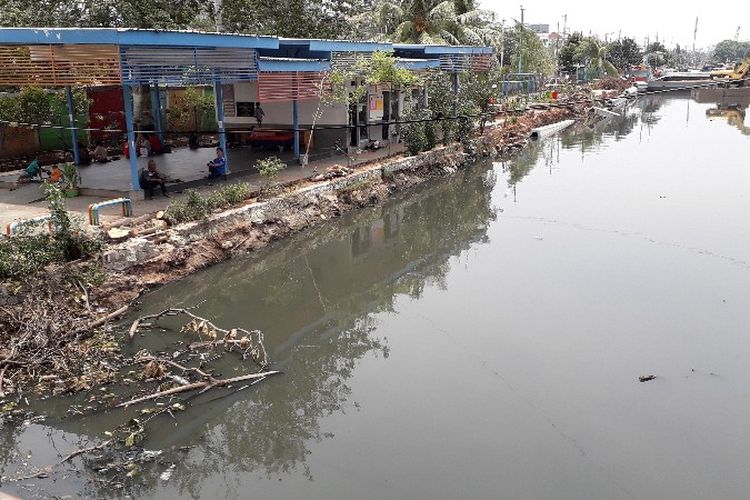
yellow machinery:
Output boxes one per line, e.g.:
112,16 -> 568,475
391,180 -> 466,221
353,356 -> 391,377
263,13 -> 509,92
710,57 -> 750,83
706,105 -> 750,135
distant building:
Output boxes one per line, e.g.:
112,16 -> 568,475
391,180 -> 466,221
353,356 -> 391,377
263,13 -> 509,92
527,23 -> 551,46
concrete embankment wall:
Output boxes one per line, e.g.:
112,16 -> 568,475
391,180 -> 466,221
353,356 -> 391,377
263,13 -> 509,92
101,144 -> 469,273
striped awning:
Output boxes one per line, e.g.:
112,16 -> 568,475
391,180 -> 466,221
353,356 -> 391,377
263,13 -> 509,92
257,71 -> 325,102
439,54 -> 494,72
0,44 -> 121,86
120,46 -> 258,85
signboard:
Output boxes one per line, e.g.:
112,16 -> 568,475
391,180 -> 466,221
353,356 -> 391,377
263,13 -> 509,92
369,93 -> 384,122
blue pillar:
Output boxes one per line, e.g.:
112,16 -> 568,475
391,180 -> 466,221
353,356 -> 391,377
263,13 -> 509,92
293,99 -> 300,160
65,86 -> 80,165
150,83 -> 164,141
213,79 -> 228,172
122,84 -> 140,192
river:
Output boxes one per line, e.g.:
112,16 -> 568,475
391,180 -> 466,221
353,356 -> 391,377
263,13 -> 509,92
3,93 -> 750,499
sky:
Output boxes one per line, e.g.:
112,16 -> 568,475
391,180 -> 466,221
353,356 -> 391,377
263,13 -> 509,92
479,0 -> 748,49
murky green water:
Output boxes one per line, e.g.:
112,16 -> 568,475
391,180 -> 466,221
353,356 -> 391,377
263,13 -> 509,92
3,94 -> 750,499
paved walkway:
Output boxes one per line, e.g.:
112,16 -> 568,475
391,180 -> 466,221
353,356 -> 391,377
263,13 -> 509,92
0,144 -> 405,230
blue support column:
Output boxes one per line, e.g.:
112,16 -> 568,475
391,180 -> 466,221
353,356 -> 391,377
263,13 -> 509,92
451,72 -> 459,116
122,85 -> 140,193
293,99 -> 300,160
65,86 -> 80,165
150,83 -> 164,141
213,79 -> 229,172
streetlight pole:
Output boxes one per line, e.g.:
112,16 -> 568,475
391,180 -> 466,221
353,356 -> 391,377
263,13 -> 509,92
518,5 -> 525,75
500,18 -> 506,68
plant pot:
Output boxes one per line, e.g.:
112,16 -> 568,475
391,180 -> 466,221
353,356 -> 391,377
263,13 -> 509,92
65,189 -> 80,198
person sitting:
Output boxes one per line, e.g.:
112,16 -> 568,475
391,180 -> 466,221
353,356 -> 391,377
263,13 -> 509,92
206,147 -> 227,180
139,159 -> 169,200
188,133 -> 200,150
77,142 -> 92,166
14,159 -> 43,187
48,164 -> 64,184
93,141 -> 110,163
137,134 -> 152,157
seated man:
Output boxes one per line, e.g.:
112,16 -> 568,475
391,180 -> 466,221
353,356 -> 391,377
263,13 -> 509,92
188,133 -> 200,150
93,141 -> 110,163
206,147 -> 227,180
16,159 -> 42,184
77,142 -> 92,166
139,159 -> 169,200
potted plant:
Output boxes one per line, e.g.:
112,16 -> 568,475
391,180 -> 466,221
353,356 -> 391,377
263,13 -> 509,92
62,162 -> 81,197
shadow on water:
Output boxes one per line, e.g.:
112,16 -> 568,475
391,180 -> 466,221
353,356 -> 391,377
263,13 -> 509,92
2,162 -> 499,498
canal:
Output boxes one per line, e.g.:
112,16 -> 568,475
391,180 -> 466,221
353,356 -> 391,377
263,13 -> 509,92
3,93 -> 750,499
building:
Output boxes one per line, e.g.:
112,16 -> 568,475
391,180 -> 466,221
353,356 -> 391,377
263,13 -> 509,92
0,28 -> 492,195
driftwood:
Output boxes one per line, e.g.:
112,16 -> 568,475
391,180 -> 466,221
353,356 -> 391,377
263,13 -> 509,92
59,439 -> 113,464
89,305 -> 129,329
116,371 -> 280,408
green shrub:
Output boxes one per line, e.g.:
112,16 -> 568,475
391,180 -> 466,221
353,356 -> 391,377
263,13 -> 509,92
165,183 -> 252,224
0,183 -> 101,280
256,156 -> 286,187
401,108 -> 428,155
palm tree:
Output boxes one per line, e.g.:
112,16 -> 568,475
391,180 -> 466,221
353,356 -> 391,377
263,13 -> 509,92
373,0 -> 502,46
576,38 -> 618,77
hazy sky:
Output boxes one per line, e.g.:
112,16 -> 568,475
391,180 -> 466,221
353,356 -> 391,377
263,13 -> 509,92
479,0 -> 748,49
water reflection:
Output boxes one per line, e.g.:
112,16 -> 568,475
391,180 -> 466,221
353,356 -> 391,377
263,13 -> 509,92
693,87 -> 750,136
77,165 -> 498,497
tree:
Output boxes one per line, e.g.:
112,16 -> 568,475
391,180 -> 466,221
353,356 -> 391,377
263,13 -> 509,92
575,37 -> 617,77
504,24 -> 555,75
712,40 -> 750,63
0,0 -> 215,29
645,41 -> 671,67
607,37 -> 642,71
366,0 -> 501,46
221,0 -> 364,39
558,32 -> 584,73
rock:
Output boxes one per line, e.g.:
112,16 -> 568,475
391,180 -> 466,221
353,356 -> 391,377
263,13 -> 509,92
107,228 -> 132,241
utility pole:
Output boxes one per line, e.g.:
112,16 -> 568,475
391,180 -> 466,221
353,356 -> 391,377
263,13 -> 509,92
692,16 -> 698,53
500,18 -> 506,68
518,5 -> 525,75
562,14 -> 567,38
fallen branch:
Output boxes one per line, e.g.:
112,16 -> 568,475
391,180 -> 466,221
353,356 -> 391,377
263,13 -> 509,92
59,439 -> 113,464
89,305 -> 129,329
116,370 -> 281,408
0,365 -> 7,397
128,308 -> 268,367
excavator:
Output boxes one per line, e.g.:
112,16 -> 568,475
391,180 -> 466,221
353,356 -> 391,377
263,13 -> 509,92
706,105 -> 750,135
710,57 -> 750,84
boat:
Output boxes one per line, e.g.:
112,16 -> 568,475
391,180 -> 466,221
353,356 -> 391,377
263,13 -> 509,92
647,71 -> 716,91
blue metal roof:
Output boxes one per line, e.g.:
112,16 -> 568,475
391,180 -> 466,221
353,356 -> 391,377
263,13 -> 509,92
394,43 -> 493,56
0,27 -> 119,45
306,39 -> 392,53
395,58 -> 441,70
0,27 -> 279,49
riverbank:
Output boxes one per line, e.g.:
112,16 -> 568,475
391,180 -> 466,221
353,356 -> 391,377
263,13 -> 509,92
0,98 -> 610,400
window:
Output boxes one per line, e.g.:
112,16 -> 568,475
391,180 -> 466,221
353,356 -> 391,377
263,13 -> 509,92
236,102 -> 256,118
